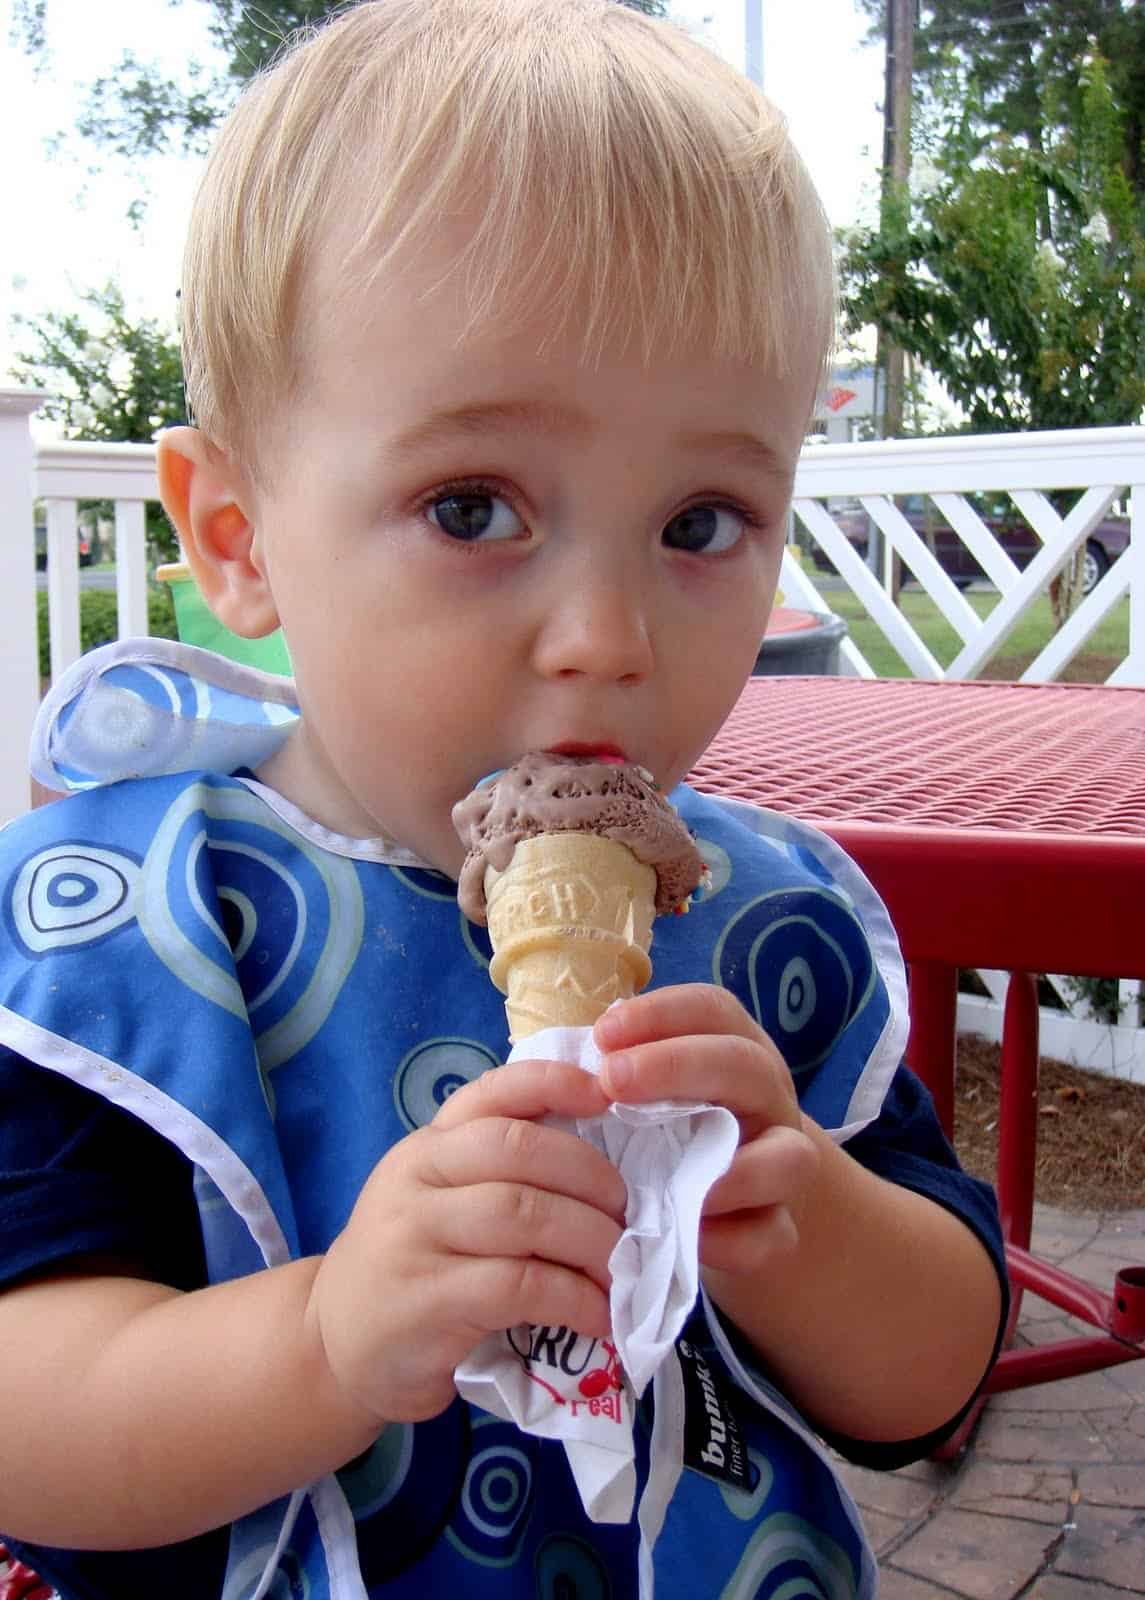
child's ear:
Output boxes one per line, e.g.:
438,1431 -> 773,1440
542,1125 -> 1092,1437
156,426 -> 281,640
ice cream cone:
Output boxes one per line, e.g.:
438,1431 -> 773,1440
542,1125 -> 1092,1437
484,832 -> 657,1041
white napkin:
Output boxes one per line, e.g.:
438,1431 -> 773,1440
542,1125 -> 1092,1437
454,1024 -> 739,1523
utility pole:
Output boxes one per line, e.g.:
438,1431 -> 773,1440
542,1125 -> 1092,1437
877,0 -> 914,439
744,0 -> 763,89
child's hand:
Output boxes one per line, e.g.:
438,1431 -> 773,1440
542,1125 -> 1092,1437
594,984 -> 820,1278
309,1060 -> 628,1428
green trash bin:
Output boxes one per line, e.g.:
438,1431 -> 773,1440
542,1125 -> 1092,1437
157,562 -> 293,677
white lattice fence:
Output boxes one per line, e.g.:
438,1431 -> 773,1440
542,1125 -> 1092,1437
783,426 -> 1145,686
959,972 -> 1144,1086
2,395 -> 1142,1079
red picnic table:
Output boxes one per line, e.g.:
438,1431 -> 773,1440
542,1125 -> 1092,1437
690,674 -> 1145,1446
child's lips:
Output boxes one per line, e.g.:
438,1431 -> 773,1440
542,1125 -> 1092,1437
547,741 -> 629,765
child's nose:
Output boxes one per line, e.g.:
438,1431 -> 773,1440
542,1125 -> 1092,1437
533,575 -> 654,685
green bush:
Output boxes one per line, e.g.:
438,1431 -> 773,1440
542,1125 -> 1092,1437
1061,975 -> 1126,1025
37,585 -> 178,679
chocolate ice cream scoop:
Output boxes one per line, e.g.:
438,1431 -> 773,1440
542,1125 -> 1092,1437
452,752 -> 705,1041
452,751 -> 705,925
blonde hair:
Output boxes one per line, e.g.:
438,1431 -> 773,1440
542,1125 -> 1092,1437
181,0 -> 835,463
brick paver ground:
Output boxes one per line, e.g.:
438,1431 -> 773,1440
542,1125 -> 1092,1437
838,1204 -> 1145,1600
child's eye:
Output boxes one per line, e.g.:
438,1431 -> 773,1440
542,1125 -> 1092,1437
428,489 -> 525,542
662,504 -> 747,554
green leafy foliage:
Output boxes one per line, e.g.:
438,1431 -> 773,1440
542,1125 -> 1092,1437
12,282 -> 184,442
840,48 -> 1145,432
11,2 -> 343,157
12,283 -> 184,561
36,586 -> 178,681
857,1 -> 1145,208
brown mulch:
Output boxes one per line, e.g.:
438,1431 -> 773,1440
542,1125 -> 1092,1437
954,1035 -> 1145,1212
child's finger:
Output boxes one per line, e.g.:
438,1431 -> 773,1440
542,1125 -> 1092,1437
699,1205 -> 800,1277
702,1126 -> 819,1217
420,1116 -> 628,1222
427,1182 -> 622,1292
594,983 -> 762,1051
432,1057 -> 610,1130
598,1032 -> 797,1128
453,1256 -> 615,1343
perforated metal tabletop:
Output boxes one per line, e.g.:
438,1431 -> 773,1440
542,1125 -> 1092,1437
690,676 -> 1145,978
691,675 -> 1145,1418
691,675 -> 1145,835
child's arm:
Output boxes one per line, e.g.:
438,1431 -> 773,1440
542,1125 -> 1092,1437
0,1060 -> 626,1550
595,985 -> 1003,1445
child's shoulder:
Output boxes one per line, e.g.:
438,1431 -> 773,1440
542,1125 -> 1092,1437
2,770 -> 244,861
28,638 -> 299,799
674,783 -> 879,908
7,768 -> 241,844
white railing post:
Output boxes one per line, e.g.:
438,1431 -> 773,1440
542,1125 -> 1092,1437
45,498 -> 82,678
1107,481 -> 1145,686
0,387 -> 48,823
34,441 -> 160,682
115,498 -> 150,639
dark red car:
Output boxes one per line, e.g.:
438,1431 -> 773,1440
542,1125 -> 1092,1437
34,529 -> 94,571
811,493 -> 1130,596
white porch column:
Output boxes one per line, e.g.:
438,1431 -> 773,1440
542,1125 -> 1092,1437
0,387 -> 48,823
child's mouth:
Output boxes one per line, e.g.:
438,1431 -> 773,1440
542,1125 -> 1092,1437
546,742 -> 629,765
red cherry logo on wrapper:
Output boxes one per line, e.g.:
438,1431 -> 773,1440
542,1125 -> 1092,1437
578,1342 -> 622,1399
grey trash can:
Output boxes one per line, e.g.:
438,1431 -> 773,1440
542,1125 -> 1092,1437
753,608 -> 848,676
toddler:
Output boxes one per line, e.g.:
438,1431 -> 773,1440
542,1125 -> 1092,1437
0,2 -> 1006,1596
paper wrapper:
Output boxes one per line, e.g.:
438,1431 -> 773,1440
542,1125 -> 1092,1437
484,832 -> 657,1041
454,1025 -> 738,1524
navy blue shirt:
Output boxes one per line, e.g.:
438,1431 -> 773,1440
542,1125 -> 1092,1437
0,1052 -> 1008,1600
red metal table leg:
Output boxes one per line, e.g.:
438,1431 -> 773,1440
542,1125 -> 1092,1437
995,972 -> 1039,1254
906,960 -> 958,1139
930,969 -> 1034,1459
986,1257 -> 1145,1391
988,1334 -> 1143,1389
906,966 -> 1143,1458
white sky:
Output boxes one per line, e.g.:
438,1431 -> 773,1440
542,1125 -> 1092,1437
0,0 -> 885,384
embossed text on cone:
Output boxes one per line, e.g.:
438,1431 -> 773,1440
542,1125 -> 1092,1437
484,833 -> 657,1040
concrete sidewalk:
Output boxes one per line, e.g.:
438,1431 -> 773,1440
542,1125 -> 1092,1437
838,1204 -> 1145,1600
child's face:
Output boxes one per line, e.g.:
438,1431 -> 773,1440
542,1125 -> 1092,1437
246,235 -> 817,877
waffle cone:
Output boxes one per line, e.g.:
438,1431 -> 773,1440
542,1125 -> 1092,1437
484,832 -> 657,1041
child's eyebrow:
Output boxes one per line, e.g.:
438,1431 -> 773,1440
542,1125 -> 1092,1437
385,399 -> 590,460
383,404 -> 791,484
682,431 -> 794,486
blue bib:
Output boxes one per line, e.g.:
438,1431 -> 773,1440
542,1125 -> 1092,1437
2,643 -> 910,1599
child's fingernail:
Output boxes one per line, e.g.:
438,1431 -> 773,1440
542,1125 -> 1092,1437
594,1001 -> 626,1043
603,1053 -> 633,1095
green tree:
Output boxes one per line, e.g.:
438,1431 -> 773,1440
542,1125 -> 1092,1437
840,51 -> 1145,434
12,0 -> 668,160
857,1 -> 1145,209
12,282 -> 184,442
12,283 -> 186,561
840,45 -> 1145,624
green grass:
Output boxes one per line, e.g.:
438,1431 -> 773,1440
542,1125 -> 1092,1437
826,585 -> 1130,681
